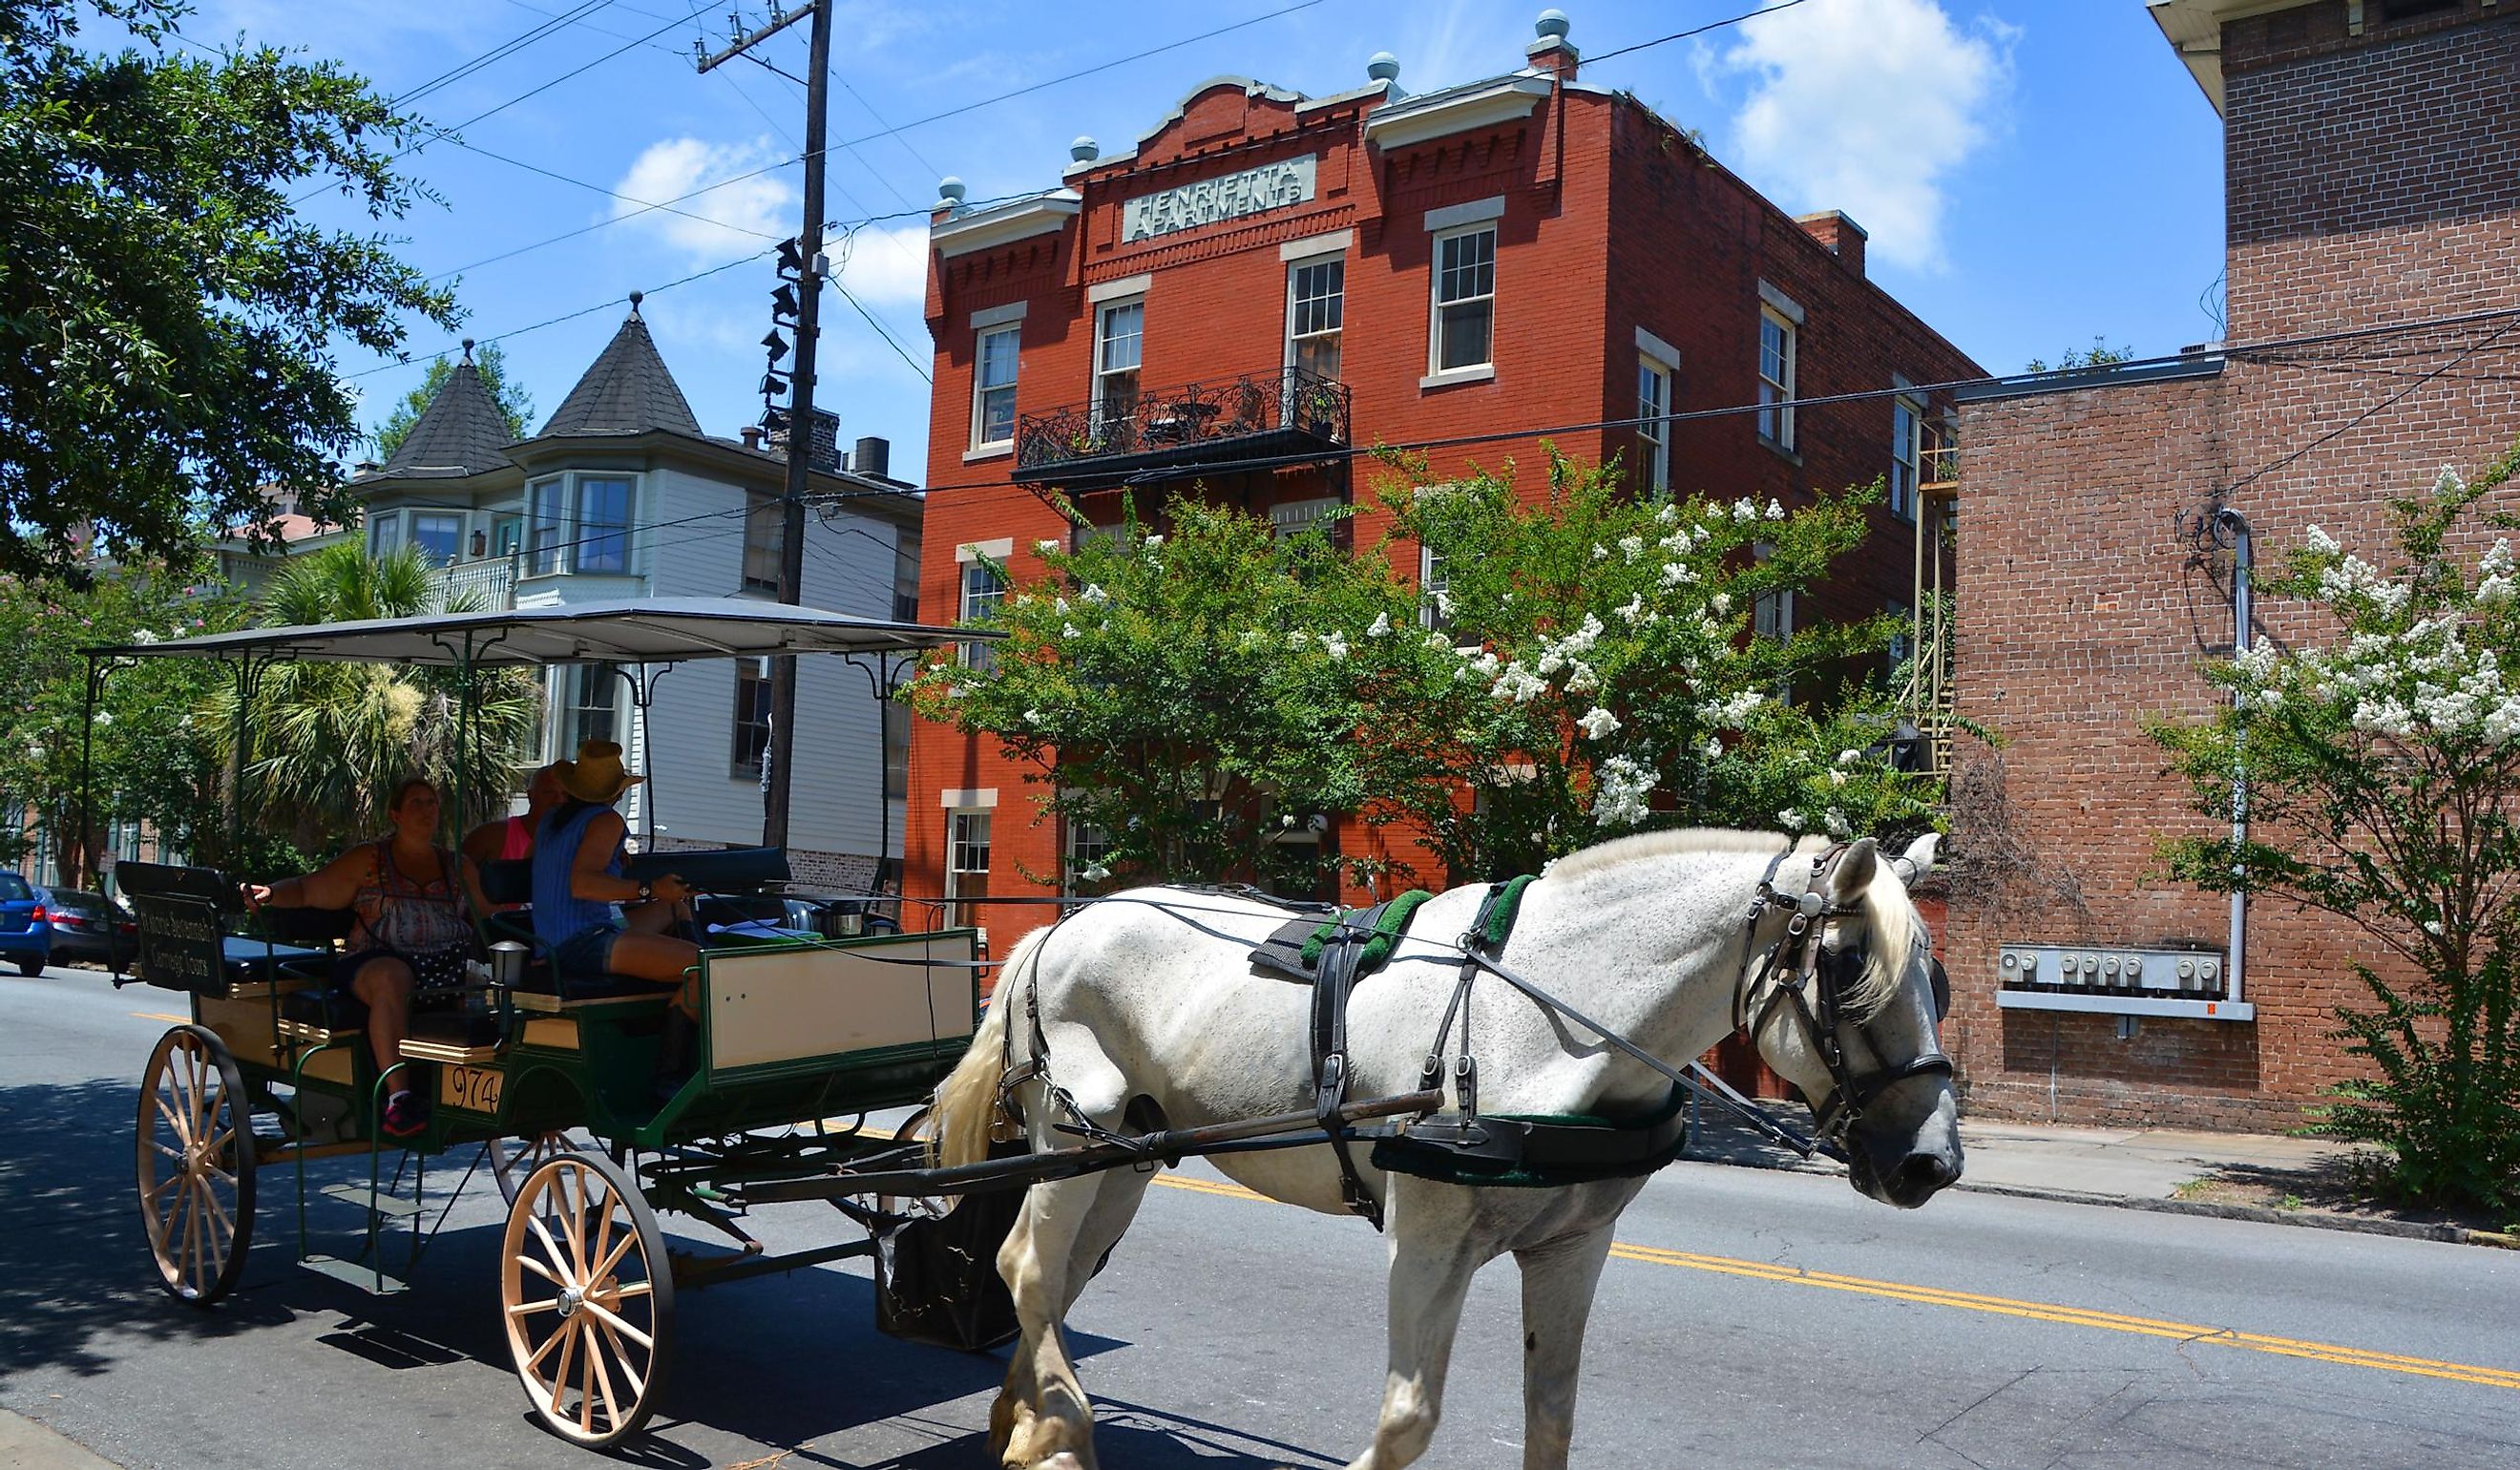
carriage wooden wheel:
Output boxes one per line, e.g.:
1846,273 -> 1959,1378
136,1024 -> 257,1306
491,1130 -> 580,1208
499,1150 -> 674,1449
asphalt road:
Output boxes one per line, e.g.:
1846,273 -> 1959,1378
3,962 -> 2517,1469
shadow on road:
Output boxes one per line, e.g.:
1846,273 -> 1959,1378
0,1077 -> 1344,1466
0,1078 -> 295,1384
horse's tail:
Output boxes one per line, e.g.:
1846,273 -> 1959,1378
930,924 -> 1048,1169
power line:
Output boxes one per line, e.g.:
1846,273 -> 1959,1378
347,245 -> 780,379
390,1 -> 620,109
2220,318 -> 2520,497
872,304 -> 2520,502
812,0 -> 1333,162
1581,0 -> 1817,70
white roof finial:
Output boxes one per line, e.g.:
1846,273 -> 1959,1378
1367,51 -> 1400,85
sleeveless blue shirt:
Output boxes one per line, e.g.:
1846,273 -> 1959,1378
532,801 -> 622,946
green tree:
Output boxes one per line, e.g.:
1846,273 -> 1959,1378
207,542 -> 539,856
372,344 -> 536,461
2024,337 -> 2137,373
1354,452 -> 1938,879
0,569 -> 256,885
0,0 -> 460,583
905,495 -> 1396,893
2150,452 -> 2520,1214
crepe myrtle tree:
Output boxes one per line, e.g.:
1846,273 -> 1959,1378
2151,453 -> 2520,1214
905,494 -> 1407,894
1351,451 -> 1941,880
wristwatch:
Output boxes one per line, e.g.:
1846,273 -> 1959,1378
637,881 -> 654,904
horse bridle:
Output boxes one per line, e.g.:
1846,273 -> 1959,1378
1732,847 -> 1954,1149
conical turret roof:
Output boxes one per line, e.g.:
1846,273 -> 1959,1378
375,354 -> 516,477
536,296 -> 703,439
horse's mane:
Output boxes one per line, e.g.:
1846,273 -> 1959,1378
1544,828 -> 1924,1024
1541,828 -> 1792,880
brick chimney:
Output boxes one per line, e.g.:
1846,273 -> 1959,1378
1796,210 -> 1867,279
1526,8 -> 1579,80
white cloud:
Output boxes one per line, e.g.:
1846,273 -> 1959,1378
830,222 -> 934,309
1718,0 -> 2013,272
610,136 -> 798,261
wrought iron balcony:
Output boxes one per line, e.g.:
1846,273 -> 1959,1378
1013,366 -> 1352,486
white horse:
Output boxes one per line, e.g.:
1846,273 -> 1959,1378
931,830 -> 1961,1470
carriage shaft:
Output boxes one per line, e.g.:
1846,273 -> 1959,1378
730,1088 -> 1447,1206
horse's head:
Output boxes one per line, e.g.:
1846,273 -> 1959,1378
1745,834 -> 1963,1208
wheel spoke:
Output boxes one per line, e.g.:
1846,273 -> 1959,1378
194,1178 -> 229,1276
156,1091 -> 191,1144
578,1297 -> 653,1352
185,1046 -> 210,1140
193,1174 -> 235,1239
588,1194 -> 617,1298
608,1279 -> 652,1301
589,1228 -> 638,1284
557,1167 -> 589,1275
148,1139 -> 184,1162
143,1171 -> 184,1204
583,1321 -> 620,1434
506,1296 -> 561,1317
523,1316 -> 573,1373
578,1325 -> 600,1436
524,1217 -> 575,1285
548,1317 -> 579,1416
179,1183 -> 201,1296
590,1315 -> 647,1399
517,1253 -> 565,1287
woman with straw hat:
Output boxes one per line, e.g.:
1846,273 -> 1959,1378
531,742 -> 701,1031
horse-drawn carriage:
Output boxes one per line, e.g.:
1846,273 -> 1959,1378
94,599 -> 1964,1466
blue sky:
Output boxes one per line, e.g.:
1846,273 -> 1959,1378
183,0 -> 2229,476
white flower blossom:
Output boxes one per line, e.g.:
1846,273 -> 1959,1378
1836,748 -> 1861,766
94,711 -> 112,727
1618,535 -> 1646,561
1703,738 -> 1724,759
1776,808 -> 1807,831
1827,767 -> 1848,788
1322,633 -> 1349,661
1079,864 -> 1111,884
1591,754 -> 1655,827
1593,543 -> 1609,560
1615,594 -> 1646,625
1564,662 -> 1600,693
1062,623 -> 1082,639
1655,503 -> 1679,526
1142,535 -> 1164,552
1732,498 -> 1759,523
2303,524 -> 2341,556
1426,631 -> 1452,649
1034,539 -> 1061,556
2483,538 -> 2515,579
1765,498 -> 1785,521
1823,808 -> 1850,838
1287,630 -> 1310,648
1366,612 -> 1392,638
1660,561 -> 1691,587
1052,596 -> 1070,614
132,628 -> 160,645
1080,583 -> 1108,604
1492,662 -> 1546,703
1577,706 -> 1621,740
1710,592 -> 1732,615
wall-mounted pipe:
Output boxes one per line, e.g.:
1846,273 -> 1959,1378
2215,506 -> 2253,1009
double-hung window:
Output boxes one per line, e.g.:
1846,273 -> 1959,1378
1431,224 -> 1496,373
973,324 -> 1020,452
529,478 -> 566,576
731,658 -> 772,779
958,562 -> 1006,673
1064,817 -> 1114,895
1093,299 -> 1144,435
1287,258 -> 1345,384
1757,308 -> 1797,451
574,476 -> 632,574
1889,392 -> 1922,522
409,511 -> 463,565
945,808 -> 993,929
742,495 -> 784,593
1637,356 -> 1673,498
1419,543 -> 1451,632
368,512 -> 403,558
560,662 -> 619,753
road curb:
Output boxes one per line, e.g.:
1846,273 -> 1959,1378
0,1410 -> 122,1469
1687,1150 -> 2509,1248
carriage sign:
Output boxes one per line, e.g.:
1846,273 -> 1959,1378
1122,155 -> 1318,242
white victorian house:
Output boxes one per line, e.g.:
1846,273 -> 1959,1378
348,301 -> 923,889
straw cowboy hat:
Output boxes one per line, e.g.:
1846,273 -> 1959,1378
556,740 -> 646,804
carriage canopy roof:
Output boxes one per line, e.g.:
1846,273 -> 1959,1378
85,597 -> 994,668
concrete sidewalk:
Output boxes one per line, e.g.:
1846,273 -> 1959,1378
0,1412 -> 118,1470
1683,1102 -> 2519,1248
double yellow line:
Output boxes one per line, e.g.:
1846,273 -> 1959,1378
1148,1173 -> 2520,1394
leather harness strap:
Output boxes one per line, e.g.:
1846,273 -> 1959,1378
1309,899 -> 1388,1228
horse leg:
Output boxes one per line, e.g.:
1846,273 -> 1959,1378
1513,1223 -> 1617,1470
1346,1186 -> 1486,1470
989,1165 -> 1154,1465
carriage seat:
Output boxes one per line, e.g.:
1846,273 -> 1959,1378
400,1009 -> 504,1063
279,987 -> 367,1042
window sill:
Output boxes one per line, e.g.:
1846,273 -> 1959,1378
1419,365 -> 1496,390
1757,435 -> 1802,466
963,444 -> 1014,463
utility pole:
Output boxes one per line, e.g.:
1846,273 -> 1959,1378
699,3 -> 830,850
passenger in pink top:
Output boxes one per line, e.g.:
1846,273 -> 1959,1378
463,763 -> 566,869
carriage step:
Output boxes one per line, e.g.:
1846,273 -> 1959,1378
300,1254 -> 409,1295
318,1183 -> 420,1219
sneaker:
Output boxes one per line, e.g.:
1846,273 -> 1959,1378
381,1091 -> 431,1140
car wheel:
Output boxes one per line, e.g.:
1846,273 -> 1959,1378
16,958 -> 41,977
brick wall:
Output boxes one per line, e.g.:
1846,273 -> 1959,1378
1950,0 -> 2520,1128
910,62 -> 1977,959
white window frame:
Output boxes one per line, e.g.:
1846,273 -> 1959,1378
527,477 -> 566,576
408,510 -> 465,566
1427,222 -> 1498,380
1270,495 -> 1341,539
368,511 -> 403,557
1091,296 -> 1144,431
571,474 -> 635,575
957,561 -> 1006,672
1758,308 -> 1797,452
1285,254 -> 1346,387
741,495 -> 784,593
972,322 -> 1021,452
1637,354 -> 1673,497
944,807 -> 993,930
1419,542 -> 1450,632
1062,815 -> 1114,896
555,662 -> 620,761
1890,389 -> 1923,523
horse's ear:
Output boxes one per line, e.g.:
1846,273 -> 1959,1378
1828,838 -> 1878,905
1892,832 -> 1942,885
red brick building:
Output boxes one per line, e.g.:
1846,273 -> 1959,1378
905,13 -> 1979,950
1947,0 -> 2520,1127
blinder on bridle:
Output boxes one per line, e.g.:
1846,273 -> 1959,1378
1735,847 -> 1955,1148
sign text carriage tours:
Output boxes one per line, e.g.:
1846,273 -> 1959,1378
95,599 -> 1961,1463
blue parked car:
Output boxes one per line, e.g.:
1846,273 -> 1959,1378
0,872 -> 52,977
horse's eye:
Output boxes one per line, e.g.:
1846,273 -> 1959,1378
1929,958 -> 1951,1022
